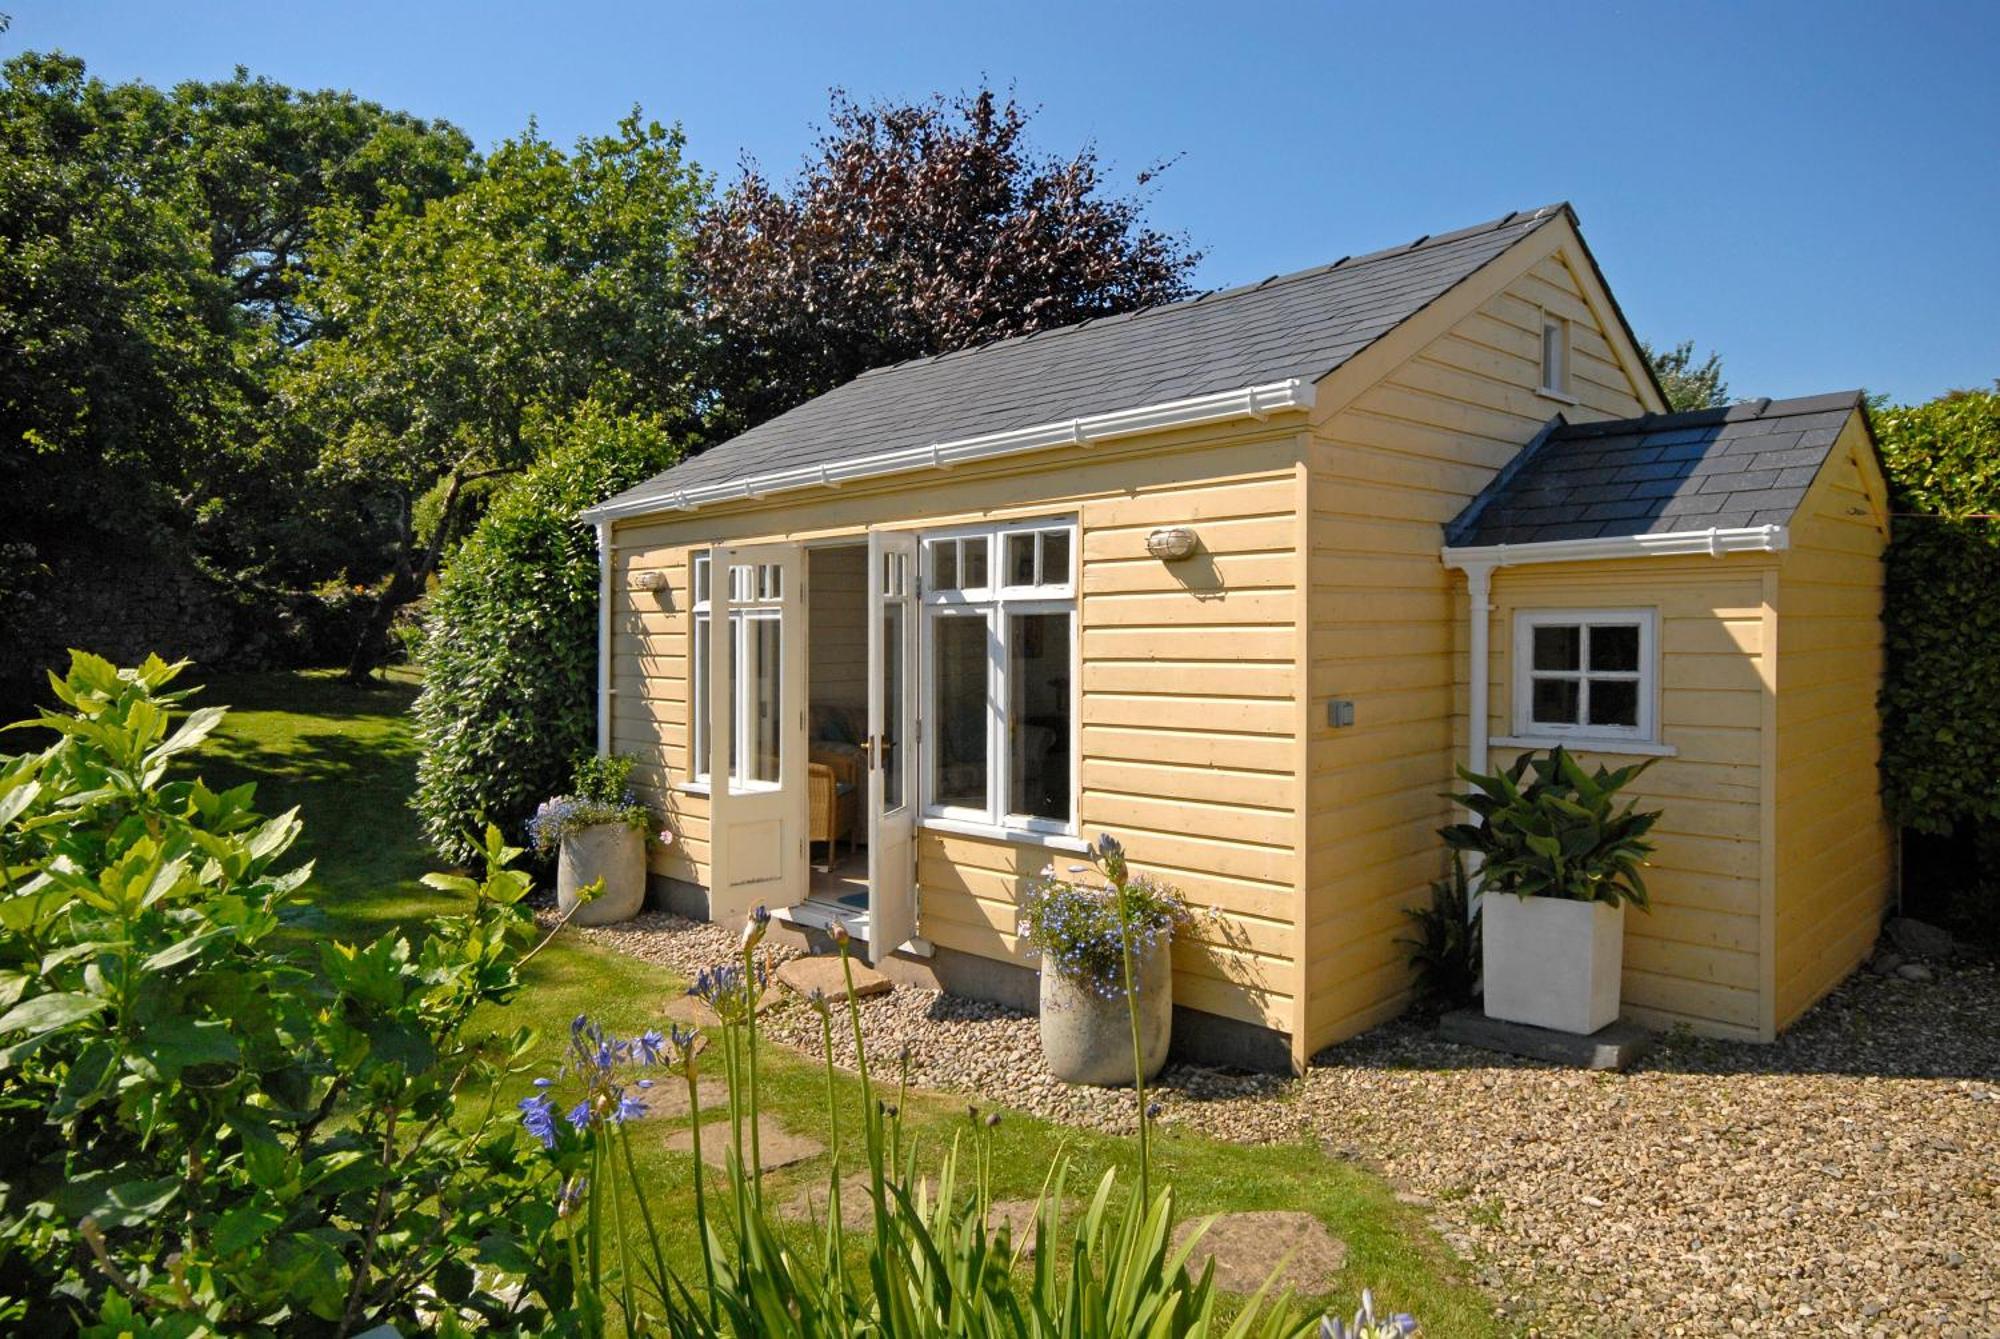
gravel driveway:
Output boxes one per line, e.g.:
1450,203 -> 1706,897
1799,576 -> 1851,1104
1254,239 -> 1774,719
570,911 -> 1998,1337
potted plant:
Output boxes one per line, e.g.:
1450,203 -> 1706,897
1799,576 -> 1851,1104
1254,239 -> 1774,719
1442,747 -> 1660,1035
528,753 -> 665,925
1020,833 -> 1190,1086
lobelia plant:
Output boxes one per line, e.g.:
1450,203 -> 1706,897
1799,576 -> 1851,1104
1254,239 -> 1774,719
0,652 -> 579,1335
524,752 -> 662,859
1440,747 -> 1661,910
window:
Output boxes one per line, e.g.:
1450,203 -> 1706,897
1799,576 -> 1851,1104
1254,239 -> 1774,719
691,553 -> 786,789
922,520 -> 1075,834
1540,314 -> 1570,398
1512,609 -> 1656,743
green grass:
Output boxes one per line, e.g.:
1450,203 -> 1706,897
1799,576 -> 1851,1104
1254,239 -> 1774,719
193,668 -> 1504,1334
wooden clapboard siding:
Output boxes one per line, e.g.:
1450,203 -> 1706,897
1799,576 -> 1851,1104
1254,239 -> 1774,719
1300,232 -> 1655,1052
1470,561 -> 1777,1040
1771,416 -> 1893,1029
607,425 -> 1309,1035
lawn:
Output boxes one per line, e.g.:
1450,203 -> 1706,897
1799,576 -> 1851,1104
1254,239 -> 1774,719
193,667 -> 1504,1334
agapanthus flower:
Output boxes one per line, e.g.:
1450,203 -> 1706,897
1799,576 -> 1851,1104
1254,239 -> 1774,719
637,1028 -> 666,1065
557,1176 -> 588,1219
566,1099 -> 592,1131
614,1091 -> 648,1123
518,1093 -> 559,1149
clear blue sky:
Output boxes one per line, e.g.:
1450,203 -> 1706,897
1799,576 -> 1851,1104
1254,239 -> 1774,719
9,0 -> 1996,404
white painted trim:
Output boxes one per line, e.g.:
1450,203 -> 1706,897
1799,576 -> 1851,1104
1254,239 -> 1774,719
1442,524 -> 1789,569
1490,735 -> 1678,758
595,521 -> 612,757
578,378 -> 1318,522
1510,607 -> 1659,745
1463,562 -> 1494,781
918,816 -> 1091,854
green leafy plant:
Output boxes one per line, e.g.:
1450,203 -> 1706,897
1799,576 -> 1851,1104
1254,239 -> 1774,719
524,753 -> 659,858
1397,855 -> 1480,1013
1441,748 -> 1661,909
0,651 -> 572,1333
412,406 -> 680,865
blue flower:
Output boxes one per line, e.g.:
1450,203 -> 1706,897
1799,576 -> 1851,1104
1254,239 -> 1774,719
637,1028 -> 666,1065
566,1099 -> 592,1131
518,1093 -> 559,1149
614,1091 -> 648,1123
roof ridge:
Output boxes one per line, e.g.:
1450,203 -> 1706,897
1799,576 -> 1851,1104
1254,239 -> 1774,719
857,202 -> 1570,378
1550,390 -> 1865,439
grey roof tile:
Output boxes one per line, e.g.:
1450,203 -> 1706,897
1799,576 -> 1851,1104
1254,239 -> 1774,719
604,204 -> 1578,510
1445,391 -> 1864,547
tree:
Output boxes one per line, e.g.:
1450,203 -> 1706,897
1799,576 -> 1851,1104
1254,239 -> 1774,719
1642,338 -> 1731,412
412,407 -> 681,864
693,87 -> 1199,434
288,115 -> 709,680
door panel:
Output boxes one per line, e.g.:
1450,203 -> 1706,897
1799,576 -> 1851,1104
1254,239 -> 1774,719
867,530 -> 919,963
707,543 -> 807,927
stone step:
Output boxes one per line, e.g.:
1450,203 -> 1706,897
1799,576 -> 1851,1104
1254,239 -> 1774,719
1170,1210 -> 1347,1296
775,954 -> 893,1003
664,1113 -> 823,1172
1439,1007 -> 1653,1071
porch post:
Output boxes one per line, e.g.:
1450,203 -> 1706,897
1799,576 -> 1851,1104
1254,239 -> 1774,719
596,520 -> 612,757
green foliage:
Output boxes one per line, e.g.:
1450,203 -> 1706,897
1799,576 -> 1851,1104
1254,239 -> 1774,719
1396,856 -> 1479,1014
0,652 -> 562,1333
1441,748 -> 1660,909
570,752 -> 638,807
413,409 -> 682,865
1641,338 -> 1730,412
525,755 -> 658,858
1875,385 -> 2000,833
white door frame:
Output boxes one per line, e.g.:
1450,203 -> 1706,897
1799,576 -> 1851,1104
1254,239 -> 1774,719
705,542 -> 808,927
866,529 -> 920,963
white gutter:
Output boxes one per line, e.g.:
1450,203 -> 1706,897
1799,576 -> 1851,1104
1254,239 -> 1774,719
595,520 -> 612,757
1441,523 -> 1789,570
579,378 -> 1317,523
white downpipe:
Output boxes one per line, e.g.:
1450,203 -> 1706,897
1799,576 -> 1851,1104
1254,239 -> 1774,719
1464,561 -> 1494,780
595,521 -> 612,757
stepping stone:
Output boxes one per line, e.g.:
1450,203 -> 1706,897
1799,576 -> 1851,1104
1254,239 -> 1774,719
644,1076 -> 731,1120
782,1172 -> 877,1232
661,988 -> 778,1030
1171,1211 -> 1347,1296
775,955 -> 892,1002
984,1197 -> 1070,1259
664,1114 -> 822,1172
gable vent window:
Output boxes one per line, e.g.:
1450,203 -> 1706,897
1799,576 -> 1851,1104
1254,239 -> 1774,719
1512,609 -> 1656,745
1540,314 -> 1571,398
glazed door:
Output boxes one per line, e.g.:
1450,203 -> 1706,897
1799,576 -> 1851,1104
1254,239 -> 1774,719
705,543 -> 808,927
866,530 -> 919,963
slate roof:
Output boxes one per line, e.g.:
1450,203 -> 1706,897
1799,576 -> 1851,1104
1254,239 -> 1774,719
599,202 -> 1588,514
1444,392 -> 1866,548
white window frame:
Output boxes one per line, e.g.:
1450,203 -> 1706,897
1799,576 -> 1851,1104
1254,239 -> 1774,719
919,517 -> 1078,839
1510,608 -> 1658,746
1538,311 -> 1574,402
688,552 -> 784,793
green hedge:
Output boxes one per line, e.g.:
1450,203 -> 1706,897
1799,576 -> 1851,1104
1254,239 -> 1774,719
1875,387 -> 2000,833
412,407 -> 679,864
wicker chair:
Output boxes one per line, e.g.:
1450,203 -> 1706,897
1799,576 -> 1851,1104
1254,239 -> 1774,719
808,747 -> 860,866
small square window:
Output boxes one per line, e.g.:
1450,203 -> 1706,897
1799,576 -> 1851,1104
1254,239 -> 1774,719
1513,609 -> 1655,745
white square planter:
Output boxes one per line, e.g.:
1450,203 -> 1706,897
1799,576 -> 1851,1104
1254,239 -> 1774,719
1482,893 -> 1624,1035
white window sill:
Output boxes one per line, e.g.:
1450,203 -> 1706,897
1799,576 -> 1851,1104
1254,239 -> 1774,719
1491,734 -> 1677,758
1536,387 -> 1580,406
919,815 -> 1089,853
674,779 -> 782,796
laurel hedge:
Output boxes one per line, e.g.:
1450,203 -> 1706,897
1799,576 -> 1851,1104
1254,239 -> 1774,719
412,407 -> 679,864
1875,386 -> 2000,837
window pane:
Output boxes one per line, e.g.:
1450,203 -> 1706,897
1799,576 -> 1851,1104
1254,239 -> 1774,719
1588,679 -> 1639,728
1041,530 -> 1070,586
1007,532 -> 1036,586
933,541 -> 958,591
746,616 -> 781,784
1008,614 -> 1071,822
933,615 -> 988,809
1532,625 -> 1581,671
963,537 -> 988,589
693,556 -> 710,605
1589,624 -> 1640,672
693,617 -> 710,778
882,603 -> 905,811
1531,676 -> 1580,725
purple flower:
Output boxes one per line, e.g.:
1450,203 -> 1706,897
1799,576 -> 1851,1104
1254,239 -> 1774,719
637,1028 -> 666,1065
518,1093 -> 558,1149
614,1091 -> 648,1123
566,1099 -> 592,1131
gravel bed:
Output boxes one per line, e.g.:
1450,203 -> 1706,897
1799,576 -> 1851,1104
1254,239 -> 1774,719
562,910 -> 1999,1336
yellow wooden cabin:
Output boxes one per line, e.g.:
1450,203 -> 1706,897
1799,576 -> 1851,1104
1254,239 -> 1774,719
581,203 -> 1893,1070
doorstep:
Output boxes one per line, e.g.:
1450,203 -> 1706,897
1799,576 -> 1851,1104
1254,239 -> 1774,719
1439,1008 -> 1653,1071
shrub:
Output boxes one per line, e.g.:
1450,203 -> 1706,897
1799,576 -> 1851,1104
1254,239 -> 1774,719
1441,747 -> 1660,909
1397,855 -> 1479,1014
412,407 -> 681,865
0,652 -> 565,1332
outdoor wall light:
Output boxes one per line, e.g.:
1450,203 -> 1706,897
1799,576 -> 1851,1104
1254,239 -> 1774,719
1144,526 -> 1199,561
632,570 -> 672,596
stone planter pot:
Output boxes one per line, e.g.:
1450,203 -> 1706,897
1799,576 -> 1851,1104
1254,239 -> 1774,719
1482,893 -> 1623,1034
557,821 -> 646,926
1038,939 -> 1172,1086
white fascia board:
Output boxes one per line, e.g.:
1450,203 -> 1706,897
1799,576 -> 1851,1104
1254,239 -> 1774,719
1441,524 -> 1789,570
579,377 -> 1316,524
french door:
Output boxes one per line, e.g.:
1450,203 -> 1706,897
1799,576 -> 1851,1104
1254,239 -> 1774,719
704,542 -> 808,926
866,530 -> 920,963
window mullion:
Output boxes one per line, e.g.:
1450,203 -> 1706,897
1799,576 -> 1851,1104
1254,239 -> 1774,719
988,601 -> 1005,828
